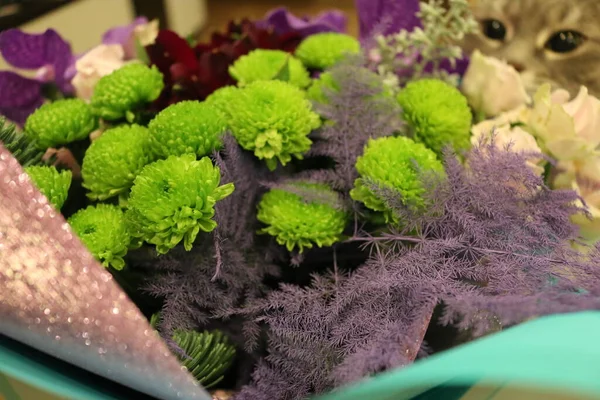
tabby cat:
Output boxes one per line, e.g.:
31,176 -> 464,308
461,0 -> 600,97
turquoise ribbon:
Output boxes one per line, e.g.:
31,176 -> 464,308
315,312 -> 600,400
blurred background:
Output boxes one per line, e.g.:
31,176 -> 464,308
0,0 -> 358,53
198,0 -> 357,40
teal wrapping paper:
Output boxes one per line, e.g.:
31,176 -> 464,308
316,311 -> 600,400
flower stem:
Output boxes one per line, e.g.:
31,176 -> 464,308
66,137 -> 91,167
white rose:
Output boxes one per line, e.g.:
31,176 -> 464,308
553,158 -> 600,243
472,113 -> 544,175
460,50 -> 530,118
71,44 -> 126,102
555,86 -> 600,149
527,84 -> 600,161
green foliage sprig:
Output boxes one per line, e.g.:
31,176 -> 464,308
373,0 -> 477,89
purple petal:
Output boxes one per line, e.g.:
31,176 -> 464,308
102,16 -> 148,59
258,7 -> 347,37
355,0 -> 421,43
44,32 -> 73,92
0,96 -> 44,126
63,53 -> 79,83
0,71 -> 42,108
310,10 -> 348,33
0,71 -> 44,124
0,29 -> 71,72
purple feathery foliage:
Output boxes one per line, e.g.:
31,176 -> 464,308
365,141 -> 600,334
302,57 -> 403,196
235,139 -> 600,400
142,134 -> 280,339
234,273 -> 348,400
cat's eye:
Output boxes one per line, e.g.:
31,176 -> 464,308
545,30 -> 586,53
481,19 -> 507,41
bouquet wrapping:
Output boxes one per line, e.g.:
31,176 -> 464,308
2,1 -> 600,399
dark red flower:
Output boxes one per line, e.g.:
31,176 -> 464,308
145,19 -> 303,112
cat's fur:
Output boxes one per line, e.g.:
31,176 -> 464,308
461,0 -> 600,97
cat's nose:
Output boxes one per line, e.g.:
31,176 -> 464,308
507,61 -> 525,72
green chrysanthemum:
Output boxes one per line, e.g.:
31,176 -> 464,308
24,99 -> 97,148
68,204 -> 131,270
295,32 -> 361,69
222,80 -> 320,170
229,49 -> 311,88
306,72 -> 338,104
397,79 -> 472,156
257,183 -> 348,252
204,86 -> 239,111
126,155 -> 234,254
172,329 -> 236,389
81,124 -> 158,201
148,101 -> 226,158
204,86 -> 239,116
91,63 -> 164,121
350,136 -> 444,222
23,165 -> 72,209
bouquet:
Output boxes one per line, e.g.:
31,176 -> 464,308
2,0 -> 600,399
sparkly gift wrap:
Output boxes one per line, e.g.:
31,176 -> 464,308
0,145 -> 211,399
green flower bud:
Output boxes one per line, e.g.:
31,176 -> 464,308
68,204 -> 131,270
172,329 -> 236,389
148,101 -> 226,158
257,183 -> 348,252
91,63 -> 164,121
23,165 -> 72,209
229,49 -> 311,88
81,124 -> 158,201
24,99 -> 97,148
350,136 -> 444,222
222,80 -> 321,170
397,79 -> 472,156
295,32 -> 361,69
126,155 -> 234,254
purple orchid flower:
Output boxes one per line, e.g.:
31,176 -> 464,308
355,0 -> 421,44
102,16 -> 149,59
0,29 -> 73,125
356,0 -> 470,77
256,7 -> 347,37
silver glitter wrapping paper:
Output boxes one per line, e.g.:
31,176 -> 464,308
0,145 -> 211,400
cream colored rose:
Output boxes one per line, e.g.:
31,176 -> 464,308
460,50 -> 530,118
71,44 -> 126,101
556,86 -> 600,149
553,158 -> 600,243
527,84 -> 600,161
134,19 -> 159,47
472,111 -> 545,175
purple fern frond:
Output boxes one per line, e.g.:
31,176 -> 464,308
304,58 -> 403,194
237,139 -> 600,400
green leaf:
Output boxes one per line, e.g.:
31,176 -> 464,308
126,110 -> 136,123
185,34 -> 197,47
171,330 -> 236,389
272,56 -> 292,83
134,37 -> 150,64
510,121 -> 526,129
